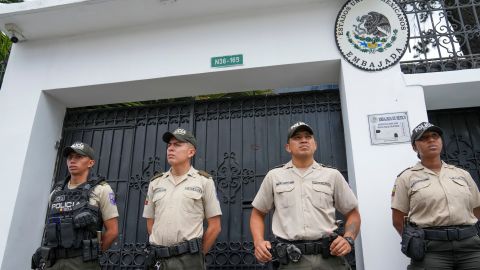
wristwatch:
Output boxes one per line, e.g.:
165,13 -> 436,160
344,236 -> 355,248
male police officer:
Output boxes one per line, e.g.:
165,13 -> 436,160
250,122 -> 361,269
32,142 -> 119,270
143,128 -> 222,270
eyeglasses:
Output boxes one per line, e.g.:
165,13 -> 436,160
417,133 -> 440,142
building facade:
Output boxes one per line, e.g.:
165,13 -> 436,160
0,0 -> 479,269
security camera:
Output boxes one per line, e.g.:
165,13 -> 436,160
10,35 -> 19,43
5,23 -> 25,43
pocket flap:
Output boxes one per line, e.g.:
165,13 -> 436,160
152,188 -> 167,202
183,190 -> 202,200
411,178 -> 430,191
275,182 -> 295,193
312,182 -> 332,195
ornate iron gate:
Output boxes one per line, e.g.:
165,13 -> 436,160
55,90 -> 349,269
429,107 -> 480,187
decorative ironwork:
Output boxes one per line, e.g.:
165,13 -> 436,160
429,107 -> 480,187
399,0 -> 480,73
56,90 -> 348,269
211,152 -> 254,204
129,156 -> 163,196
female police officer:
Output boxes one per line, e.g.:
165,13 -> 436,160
391,122 -> 480,269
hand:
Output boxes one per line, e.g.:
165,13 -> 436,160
254,240 -> 272,263
329,236 -> 352,257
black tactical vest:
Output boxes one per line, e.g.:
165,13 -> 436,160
44,177 -> 104,249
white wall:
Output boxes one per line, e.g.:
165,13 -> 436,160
340,61 -> 429,269
0,0 -> 479,269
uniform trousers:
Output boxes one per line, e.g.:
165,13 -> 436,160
278,254 -> 351,270
148,253 -> 205,270
46,256 -> 100,270
408,235 -> 480,270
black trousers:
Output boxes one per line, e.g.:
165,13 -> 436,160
408,235 -> 480,270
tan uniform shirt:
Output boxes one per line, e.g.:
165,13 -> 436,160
252,161 -> 358,240
391,162 -> 480,227
143,167 -> 222,246
67,181 -> 119,221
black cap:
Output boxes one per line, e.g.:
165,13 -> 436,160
287,121 -> 314,141
162,128 -> 197,148
63,142 -> 95,160
411,122 -> 443,144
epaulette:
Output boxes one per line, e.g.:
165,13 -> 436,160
150,172 -> 164,182
320,163 -> 337,170
397,167 -> 412,177
198,170 -> 212,178
274,164 -> 285,169
85,176 -> 107,190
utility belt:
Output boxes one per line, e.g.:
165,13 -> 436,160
401,222 -> 479,262
272,234 -> 338,266
423,225 -> 478,241
145,238 -> 202,267
31,239 -> 101,269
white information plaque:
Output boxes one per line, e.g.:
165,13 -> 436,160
368,112 -> 411,145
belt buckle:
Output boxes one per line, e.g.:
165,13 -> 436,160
446,228 -> 459,240
168,246 -> 178,257
304,243 -> 315,254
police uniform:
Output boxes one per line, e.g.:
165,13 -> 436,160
392,162 -> 480,269
143,167 -> 222,270
252,161 -> 358,269
43,178 -> 119,270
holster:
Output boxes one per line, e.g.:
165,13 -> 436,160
31,247 -> 55,269
144,245 -> 156,268
401,223 -> 426,261
272,242 -> 289,265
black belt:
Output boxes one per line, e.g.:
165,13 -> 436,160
276,237 -> 328,255
55,247 -> 83,259
151,238 -> 202,259
423,225 -> 478,241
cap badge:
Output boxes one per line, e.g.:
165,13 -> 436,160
173,128 -> 187,135
71,142 -> 85,150
290,122 -> 307,130
413,122 -> 433,133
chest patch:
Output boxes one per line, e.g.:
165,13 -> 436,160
312,181 -> 331,188
276,181 -> 294,186
185,186 -> 203,194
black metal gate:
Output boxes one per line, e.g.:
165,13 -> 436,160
55,90 -> 348,269
428,107 -> 480,187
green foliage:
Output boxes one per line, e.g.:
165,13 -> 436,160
1,31 -> 12,61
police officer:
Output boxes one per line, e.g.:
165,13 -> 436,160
143,128 -> 222,270
392,122 -> 480,269
250,122 -> 361,269
32,142 -> 119,270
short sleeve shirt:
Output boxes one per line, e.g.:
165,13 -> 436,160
252,161 -> 358,240
391,162 -> 480,227
66,181 -> 119,221
143,167 -> 222,246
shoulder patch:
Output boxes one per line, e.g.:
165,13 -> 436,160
150,172 -> 164,182
198,170 -> 212,178
397,167 -> 412,177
